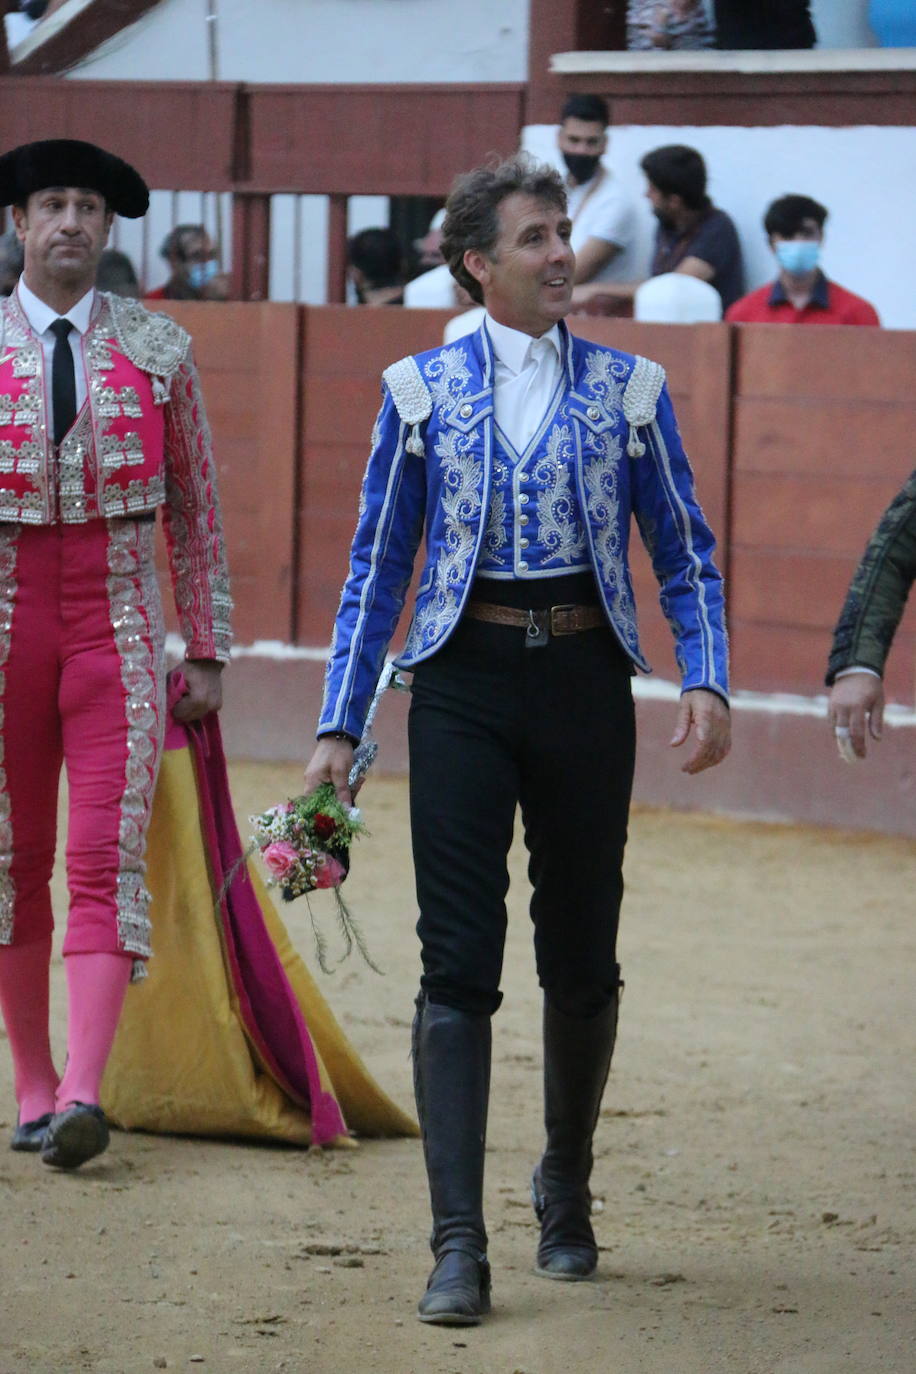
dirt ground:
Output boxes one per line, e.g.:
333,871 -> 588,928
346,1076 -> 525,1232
1,765 -> 915,1374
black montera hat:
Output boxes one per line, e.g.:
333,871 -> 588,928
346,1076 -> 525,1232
0,139 -> 149,218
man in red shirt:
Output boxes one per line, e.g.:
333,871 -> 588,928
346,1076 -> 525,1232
726,194 -> 879,326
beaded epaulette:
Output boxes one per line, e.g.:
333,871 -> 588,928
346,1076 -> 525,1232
106,294 -> 190,400
622,356 -> 666,457
383,355 -> 432,457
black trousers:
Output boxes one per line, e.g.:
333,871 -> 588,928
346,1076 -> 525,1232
408,573 -> 636,1019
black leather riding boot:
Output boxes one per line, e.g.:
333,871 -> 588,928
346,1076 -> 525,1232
532,986 -> 621,1280
412,993 -> 492,1325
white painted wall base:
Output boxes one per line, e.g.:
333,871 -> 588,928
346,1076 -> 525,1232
210,643 -> 916,838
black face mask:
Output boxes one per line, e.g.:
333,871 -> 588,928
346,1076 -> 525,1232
562,151 -> 601,185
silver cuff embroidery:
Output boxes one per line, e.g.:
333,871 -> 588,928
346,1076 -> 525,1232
106,521 -> 166,963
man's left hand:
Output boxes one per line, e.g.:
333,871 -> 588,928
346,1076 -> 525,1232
172,659 -> 224,721
670,688 -> 731,775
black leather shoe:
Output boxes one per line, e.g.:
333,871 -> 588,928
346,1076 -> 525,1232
418,1248 -> 491,1326
532,1164 -> 597,1280
10,1112 -> 53,1153
40,1103 -> 109,1170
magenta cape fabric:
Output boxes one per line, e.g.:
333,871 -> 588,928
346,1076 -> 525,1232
165,678 -> 347,1145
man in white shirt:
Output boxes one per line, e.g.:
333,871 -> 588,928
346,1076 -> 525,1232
557,93 -> 638,287
0,139 -> 230,1171
305,154 -> 729,1326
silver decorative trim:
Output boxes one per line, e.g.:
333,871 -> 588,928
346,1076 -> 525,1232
383,356 -> 432,427
107,294 -> 190,380
622,356 -> 666,457
383,356 -> 433,457
0,526 -> 19,942
106,521 -> 166,963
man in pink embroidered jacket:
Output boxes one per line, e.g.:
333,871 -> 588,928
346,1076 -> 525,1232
0,139 -> 231,1171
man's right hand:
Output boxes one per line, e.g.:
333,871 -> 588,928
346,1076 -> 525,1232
827,671 -> 884,760
304,737 -> 356,807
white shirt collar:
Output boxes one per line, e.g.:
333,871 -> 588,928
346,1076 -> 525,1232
17,275 -> 96,338
484,313 -> 562,377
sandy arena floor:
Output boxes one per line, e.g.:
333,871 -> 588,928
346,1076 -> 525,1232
1,765 -> 915,1374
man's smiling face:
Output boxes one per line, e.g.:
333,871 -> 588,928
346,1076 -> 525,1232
464,192 -> 575,337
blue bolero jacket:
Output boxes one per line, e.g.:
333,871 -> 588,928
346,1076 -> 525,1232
319,321 -> 728,740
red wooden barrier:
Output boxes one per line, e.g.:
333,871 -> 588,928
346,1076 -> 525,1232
148,301 -> 300,646
730,325 -> 916,703
569,318 -> 733,681
142,303 -> 916,715
295,306 -> 454,646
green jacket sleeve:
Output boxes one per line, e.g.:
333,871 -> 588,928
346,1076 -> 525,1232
826,470 -> 916,684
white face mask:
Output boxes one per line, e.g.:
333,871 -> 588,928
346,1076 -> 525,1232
775,240 -> 820,275
187,258 -> 219,289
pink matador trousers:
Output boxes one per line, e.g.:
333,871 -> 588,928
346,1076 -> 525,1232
0,518 -> 166,971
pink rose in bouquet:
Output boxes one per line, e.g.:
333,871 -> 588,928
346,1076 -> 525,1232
313,853 -> 347,890
262,840 -> 300,881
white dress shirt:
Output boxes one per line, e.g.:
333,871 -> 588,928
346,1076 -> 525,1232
16,276 -> 96,436
485,313 -> 562,457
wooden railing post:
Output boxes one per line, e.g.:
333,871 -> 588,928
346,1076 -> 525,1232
231,192 -> 271,302
326,194 -> 349,305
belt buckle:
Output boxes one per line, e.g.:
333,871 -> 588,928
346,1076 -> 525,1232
525,608 -> 549,649
549,604 -> 577,636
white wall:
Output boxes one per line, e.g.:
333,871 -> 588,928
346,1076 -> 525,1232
812,0 -> 877,49
63,0 -> 877,81
524,123 -> 916,328
69,0 -> 530,83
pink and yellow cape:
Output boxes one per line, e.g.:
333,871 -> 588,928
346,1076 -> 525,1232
102,694 -> 416,1147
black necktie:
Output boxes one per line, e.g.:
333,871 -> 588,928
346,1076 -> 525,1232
50,317 -> 76,446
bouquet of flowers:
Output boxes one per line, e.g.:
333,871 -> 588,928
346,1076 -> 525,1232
249,783 -> 381,974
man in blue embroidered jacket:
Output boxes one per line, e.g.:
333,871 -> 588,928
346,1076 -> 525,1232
305,156 -> 730,1326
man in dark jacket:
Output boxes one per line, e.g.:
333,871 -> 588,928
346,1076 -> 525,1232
826,473 -> 916,760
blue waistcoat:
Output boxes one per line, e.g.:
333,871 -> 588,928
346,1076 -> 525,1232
477,382 -> 592,579
319,321 -> 728,741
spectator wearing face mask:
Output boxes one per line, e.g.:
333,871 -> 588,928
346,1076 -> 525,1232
146,224 -> 231,302
726,195 -> 880,326
556,93 -> 639,287
571,142 -> 741,314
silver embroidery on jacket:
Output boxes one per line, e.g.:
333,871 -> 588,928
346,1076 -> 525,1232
424,346 -> 472,411
107,294 -> 189,380
401,348 -> 479,655
0,299 -> 49,522
534,424 -> 588,567
582,349 -> 629,413
106,521 -> 166,970
0,526 -> 18,942
580,427 -> 639,650
405,425 -> 482,654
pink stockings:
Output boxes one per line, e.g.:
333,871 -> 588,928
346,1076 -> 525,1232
57,951 -> 133,1108
0,945 -> 131,1118
0,519 -> 165,1122
0,936 -> 57,1122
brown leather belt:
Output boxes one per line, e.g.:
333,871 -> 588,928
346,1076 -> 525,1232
464,600 -> 606,637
